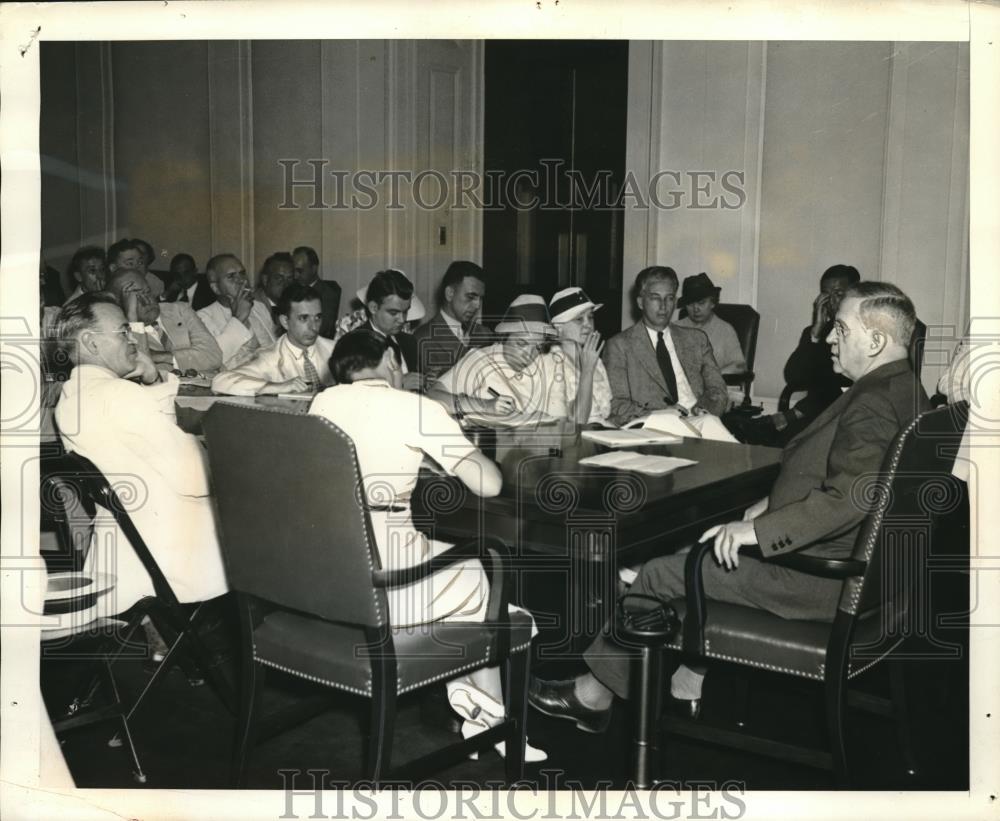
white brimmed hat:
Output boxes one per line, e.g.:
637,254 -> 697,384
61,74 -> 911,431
356,269 -> 426,323
494,294 -> 557,336
549,287 -> 603,323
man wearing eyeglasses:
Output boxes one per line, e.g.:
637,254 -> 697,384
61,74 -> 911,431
53,292 -> 228,613
106,268 -> 223,374
197,253 -> 278,369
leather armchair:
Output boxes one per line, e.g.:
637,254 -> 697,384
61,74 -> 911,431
661,401 -> 969,785
203,403 -> 534,786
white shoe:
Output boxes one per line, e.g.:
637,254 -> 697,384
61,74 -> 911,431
462,720 -> 548,762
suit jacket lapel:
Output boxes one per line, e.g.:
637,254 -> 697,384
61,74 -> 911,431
670,326 -> 697,386
629,323 -> 667,393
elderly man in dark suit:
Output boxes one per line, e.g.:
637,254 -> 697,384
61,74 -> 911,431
413,260 -> 493,381
292,245 -> 342,339
603,265 -> 729,427
529,281 -> 930,732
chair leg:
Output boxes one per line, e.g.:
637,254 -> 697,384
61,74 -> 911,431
503,650 -> 529,785
825,671 -> 849,787
232,658 -> 265,788
367,658 -> 397,784
103,657 -> 147,784
888,663 -> 918,777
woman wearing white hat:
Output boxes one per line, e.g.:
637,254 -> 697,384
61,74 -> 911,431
429,294 -> 566,421
332,269 -> 427,390
547,287 -> 611,426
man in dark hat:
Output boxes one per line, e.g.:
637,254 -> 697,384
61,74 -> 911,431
674,272 -> 746,374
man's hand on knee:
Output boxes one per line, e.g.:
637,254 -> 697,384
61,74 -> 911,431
700,520 -> 758,570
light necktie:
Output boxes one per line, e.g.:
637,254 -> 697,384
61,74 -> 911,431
655,331 -> 678,404
149,322 -> 172,353
302,350 -> 321,391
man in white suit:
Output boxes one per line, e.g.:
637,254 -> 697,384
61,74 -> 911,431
211,283 -> 335,396
197,253 -> 277,369
106,268 -> 223,374
53,292 -> 228,613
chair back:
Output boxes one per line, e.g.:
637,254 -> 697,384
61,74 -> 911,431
203,403 -> 389,628
40,453 -> 97,573
59,451 -> 182,608
839,402 -> 968,647
711,303 -> 760,373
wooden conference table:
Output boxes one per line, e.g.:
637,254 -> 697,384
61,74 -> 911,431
176,387 -> 782,661
412,428 -> 782,661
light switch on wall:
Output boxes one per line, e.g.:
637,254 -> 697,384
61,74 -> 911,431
438,226 -> 447,245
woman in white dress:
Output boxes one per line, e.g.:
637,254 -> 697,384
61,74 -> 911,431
547,287 -> 611,426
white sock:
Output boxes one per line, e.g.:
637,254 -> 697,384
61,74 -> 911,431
670,664 -> 705,700
573,674 -> 614,710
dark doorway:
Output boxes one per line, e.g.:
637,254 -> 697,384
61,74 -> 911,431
483,40 -> 628,337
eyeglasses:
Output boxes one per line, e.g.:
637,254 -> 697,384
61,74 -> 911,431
88,327 -> 135,342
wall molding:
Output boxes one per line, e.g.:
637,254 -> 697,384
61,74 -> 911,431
75,42 -> 116,249
738,42 -> 767,308
207,40 -> 255,270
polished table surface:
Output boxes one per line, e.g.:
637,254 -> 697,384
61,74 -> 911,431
415,430 -> 782,563
412,429 -> 782,659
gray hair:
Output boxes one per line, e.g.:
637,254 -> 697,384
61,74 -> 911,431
846,281 -> 916,346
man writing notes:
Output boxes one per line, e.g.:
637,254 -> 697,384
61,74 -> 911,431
528,282 -> 929,731
211,283 -> 335,396
309,329 -> 546,761
106,267 -> 223,374
603,265 -> 732,438
413,260 -> 493,381
197,254 -> 278,369
53,292 -> 228,612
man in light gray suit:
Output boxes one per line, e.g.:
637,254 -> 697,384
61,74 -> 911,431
603,265 -> 729,427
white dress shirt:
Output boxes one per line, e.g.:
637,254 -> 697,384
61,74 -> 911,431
643,323 -> 698,409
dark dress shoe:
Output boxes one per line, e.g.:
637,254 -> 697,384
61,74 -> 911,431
667,695 -> 701,720
528,677 -> 612,734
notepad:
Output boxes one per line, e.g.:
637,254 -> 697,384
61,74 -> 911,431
581,429 -> 683,448
578,451 -> 697,476
462,411 -> 560,429
625,409 -> 738,443
276,392 -> 315,401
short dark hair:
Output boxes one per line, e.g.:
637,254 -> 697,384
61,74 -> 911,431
169,252 -> 196,272
292,246 -> 319,267
135,239 -> 155,267
262,251 -> 295,279
107,238 -> 144,266
330,328 -> 388,384
442,260 -> 485,292
276,282 -> 322,318
54,291 -> 120,347
635,265 -> 679,294
845,281 -> 916,345
365,269 -> 413,308
67,246 -> 105,278
820,264 -> 861,287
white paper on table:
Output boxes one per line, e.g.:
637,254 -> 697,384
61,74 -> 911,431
625,408 -> 738,444
578,450 -> 697,476
462,411 -> 560,429
581,428 -> 682,447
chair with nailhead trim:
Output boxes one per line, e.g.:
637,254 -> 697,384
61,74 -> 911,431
659,401 -> 969,786
203,402 -> 533,786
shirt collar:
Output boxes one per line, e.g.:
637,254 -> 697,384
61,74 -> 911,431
282,334 -> 314,359
440,310 -> 467,341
